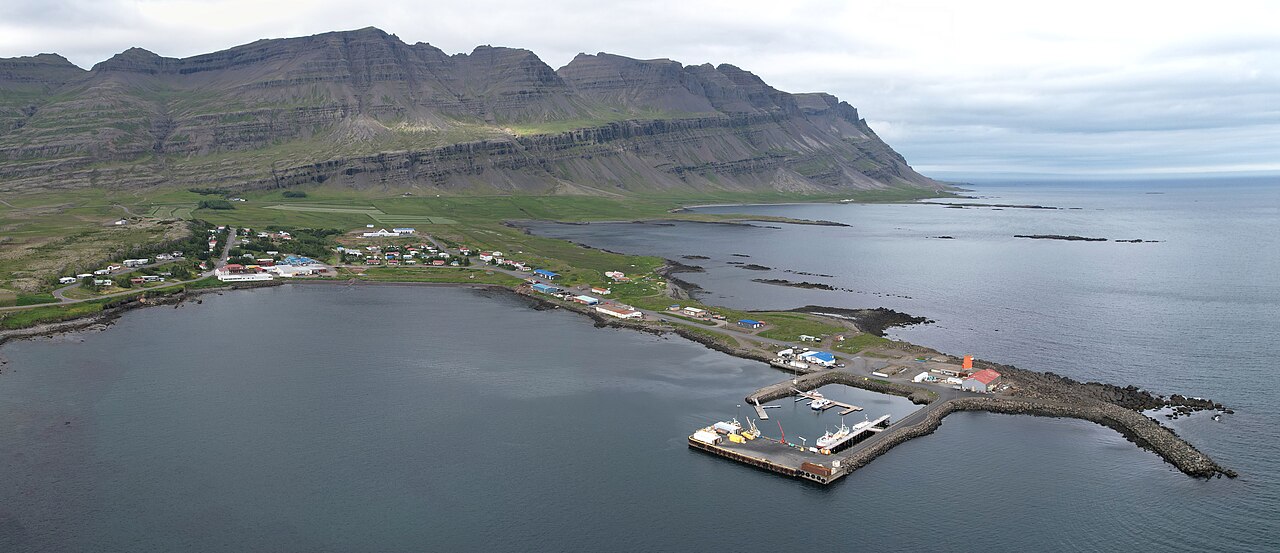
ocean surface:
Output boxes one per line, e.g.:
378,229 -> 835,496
1,178 -> 1277,551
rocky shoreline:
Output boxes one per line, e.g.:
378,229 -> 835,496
785,305 -> 932,336
0,281 -> 287,347
752,278 -> 836,290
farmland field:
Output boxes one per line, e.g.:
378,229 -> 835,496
262,204 -> 383,215
262,204 -> 456,225
370,214 -> 456,225
148,205 -> 194,219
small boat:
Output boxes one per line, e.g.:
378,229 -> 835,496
810,398 -> 833,410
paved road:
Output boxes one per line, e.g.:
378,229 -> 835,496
1,228 -> 235,312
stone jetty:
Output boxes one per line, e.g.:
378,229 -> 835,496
745,369 -> 1235,480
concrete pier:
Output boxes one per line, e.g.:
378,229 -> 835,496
688,415 -> 892,485
752,399 -> 769,420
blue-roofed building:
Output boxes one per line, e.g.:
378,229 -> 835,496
800,350 -> 837,367
531,283 -> 562,294
736,319 -> 765,329
572,295 -> 600,306
533,269 -> 559,280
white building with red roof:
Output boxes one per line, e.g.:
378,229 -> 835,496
962,369 -> 1002,393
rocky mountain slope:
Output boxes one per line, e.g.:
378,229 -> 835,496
0,27 -> 942,195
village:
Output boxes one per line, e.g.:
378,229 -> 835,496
49,221 -> 1010,406
200,222 -> 1013,402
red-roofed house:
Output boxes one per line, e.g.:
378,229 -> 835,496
962,369 -> 1002,393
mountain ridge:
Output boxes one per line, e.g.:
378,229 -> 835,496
0,27 -> 942,195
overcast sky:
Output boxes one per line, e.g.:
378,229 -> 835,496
2,0 -> 1277,179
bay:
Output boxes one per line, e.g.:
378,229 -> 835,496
2,177 -> 1277,551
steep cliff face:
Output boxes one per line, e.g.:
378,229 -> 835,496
0,53 -> 88,133
0,27 -> 941,195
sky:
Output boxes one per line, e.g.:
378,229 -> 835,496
1,0 -> 1277,180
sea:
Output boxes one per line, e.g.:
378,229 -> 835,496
1,177 -> 1276,551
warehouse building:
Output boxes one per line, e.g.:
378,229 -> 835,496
962,369 -> 1002,392
530,283 -> 562,295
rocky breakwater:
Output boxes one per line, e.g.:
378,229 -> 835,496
835,395 -> 1233,479
745,367 -> 1236,479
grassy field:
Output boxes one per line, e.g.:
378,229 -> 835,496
833,333 -> 893,354
0,300 -> 106,330
757,312 -> 848,342
148,205 -> 194,219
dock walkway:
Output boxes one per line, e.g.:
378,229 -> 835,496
794,388 -> 863,415
752,399 -> 769,420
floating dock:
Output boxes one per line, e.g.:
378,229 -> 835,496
794,388 -> 864,415
688,415 -> 892,485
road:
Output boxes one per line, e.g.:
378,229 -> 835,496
1,228 -> 235,312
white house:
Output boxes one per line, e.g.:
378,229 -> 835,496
362,229 -> 399,238
59,276 -> 77,284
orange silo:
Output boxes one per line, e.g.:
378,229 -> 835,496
962,355 -> 973,370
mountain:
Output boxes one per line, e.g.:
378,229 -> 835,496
0,27 -> 942,195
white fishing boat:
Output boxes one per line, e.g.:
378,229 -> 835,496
816,416 -> 874,449
816,420 -> 852,448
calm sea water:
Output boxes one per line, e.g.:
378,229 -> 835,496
1,178 -> 1276,551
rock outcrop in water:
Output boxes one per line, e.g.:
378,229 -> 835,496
1014,234 -> 1108,242
0,28 -> 943,195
